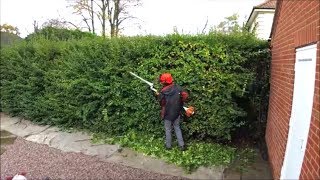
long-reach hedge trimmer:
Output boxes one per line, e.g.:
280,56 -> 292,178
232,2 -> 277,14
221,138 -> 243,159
129,72 -> 195,117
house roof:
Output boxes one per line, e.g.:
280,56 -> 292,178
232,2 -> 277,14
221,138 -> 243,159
246,0 -> 276,27
254,0 -> 276,9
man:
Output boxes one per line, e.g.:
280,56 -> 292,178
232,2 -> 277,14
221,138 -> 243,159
155,73 -> 188,151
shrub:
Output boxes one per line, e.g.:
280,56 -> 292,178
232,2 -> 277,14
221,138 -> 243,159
25,27 -> 96,41
0,33 -> 269,141
92,131 -> 236,172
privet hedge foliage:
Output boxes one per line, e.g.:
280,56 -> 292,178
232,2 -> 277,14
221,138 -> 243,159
0,31 -> 269,141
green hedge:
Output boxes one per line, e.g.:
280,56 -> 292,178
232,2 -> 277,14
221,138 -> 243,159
0,32 -> 269,141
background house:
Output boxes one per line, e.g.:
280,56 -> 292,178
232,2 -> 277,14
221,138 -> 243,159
246,0 -> 276,40
266,0 -> 319,179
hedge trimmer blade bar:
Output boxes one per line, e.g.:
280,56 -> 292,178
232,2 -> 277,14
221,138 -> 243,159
129,72 -> 154,87
129,72 -> 157,92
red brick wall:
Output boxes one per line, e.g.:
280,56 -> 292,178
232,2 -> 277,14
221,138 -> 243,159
266,0 -> 320,179
300,10 -> 320,179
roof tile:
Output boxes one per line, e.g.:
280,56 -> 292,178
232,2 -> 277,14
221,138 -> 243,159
254,0 -> 276,9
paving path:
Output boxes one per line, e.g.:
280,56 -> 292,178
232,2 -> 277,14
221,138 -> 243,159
0,113 -> 225,179
1,137 -> 184,180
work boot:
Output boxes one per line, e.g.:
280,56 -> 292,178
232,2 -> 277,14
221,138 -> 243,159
165,145 -> 172,150
179,145 -> 187,151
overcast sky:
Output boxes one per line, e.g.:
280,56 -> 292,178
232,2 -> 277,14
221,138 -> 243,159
0,0 -> 265,37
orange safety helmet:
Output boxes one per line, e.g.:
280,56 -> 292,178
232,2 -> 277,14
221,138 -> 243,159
159,73 -> 173,85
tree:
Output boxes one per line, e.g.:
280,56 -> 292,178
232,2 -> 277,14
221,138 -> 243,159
211,13 -> 244,34
42,18 -> 80,30
104,0 -> 141,37
90,0 -> 95,34
68,0 -> 141,37
68,0 -> 96,33
33,20 -> 40,33
0,24 -> 22,47
0,24 -> 20,36
96,0 -> 107,37
25,26 -> 95,41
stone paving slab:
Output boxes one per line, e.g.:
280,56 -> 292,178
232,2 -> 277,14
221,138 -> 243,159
106,148 -> 225,179
0,113 -> 120,159
0,113 -> 225,179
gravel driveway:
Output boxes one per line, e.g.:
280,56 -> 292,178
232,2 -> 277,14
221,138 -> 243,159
1,137 -> 184,180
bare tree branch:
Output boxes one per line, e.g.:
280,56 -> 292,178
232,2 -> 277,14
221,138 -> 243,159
93,0 -> 102,10
67,0 -> 95,33
67,0 -> 141,37
201,16 -> 208,34
67,21 -> 81,29
81,14 -> 91,32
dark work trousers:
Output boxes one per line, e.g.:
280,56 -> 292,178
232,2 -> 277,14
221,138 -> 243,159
164,116 -> 184,148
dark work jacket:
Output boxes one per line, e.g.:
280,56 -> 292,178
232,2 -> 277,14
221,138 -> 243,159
158,83 -> 188,121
